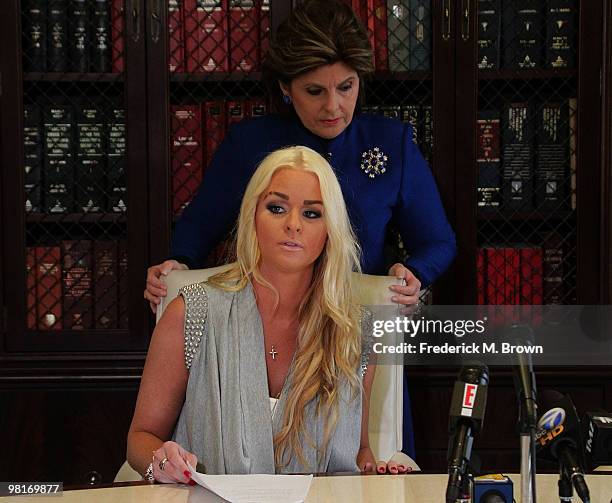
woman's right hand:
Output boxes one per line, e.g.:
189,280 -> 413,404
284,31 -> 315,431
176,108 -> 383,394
151,441 -> 198,484
144,260 -> 188,313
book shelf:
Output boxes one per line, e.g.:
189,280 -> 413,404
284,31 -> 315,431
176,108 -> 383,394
0,0 -> 611,484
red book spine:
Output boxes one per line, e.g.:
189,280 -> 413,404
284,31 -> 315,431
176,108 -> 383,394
486,247 -> 505,305
118,240 -> 128,329
372,0 -> 388,70
365,0 -> 377,68
62,240 -> 93,329
185,0 -> 229,73
229,0 -> 258,72
111,0 -> 125,73
26,247 -> 37,330
519,247 -> 533,305
171,105 -> 204,216
169,0 -> 185,72
504,247 -> 520,305
94,240 -> 118,329
36,246 -> 63,330
477,247 -> 486,305
203,101 -> 226,166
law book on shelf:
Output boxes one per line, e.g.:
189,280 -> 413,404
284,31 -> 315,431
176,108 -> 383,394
92,0 -> 111,72
26,247 -> 38,330
94,240 -> 118,329
24,105 -> 43,213
568,97 -> 577,210
387,0 -> 410,72
35,246 -> 63,330
546,0 -> 576,69
503,247 -> 520,304
48,0 -> 69,72
75,104 -> 106,212
245,98 -> 266,118
485,246 -> 505,305
108,106 -> 127,212
169,0 -> 185,72
260,0 -> 270,64
171,105 -> 203,216
62,240 -> 94,329
203,100 -> 226,166
118,240 -> 128,329
401,105 -> 419,144
185,0 -> 229,73
69,0 -> 90,73
420,104 -> 433,164
229,0 -> 258,72
43,105 -> 75,213
502,102 -> 534,212
477,110 -> 501,213
24,0 -> 47,72
111,0 -> 125,72
503,0 -> 543,69
535,102 -> 568,211
477,0 -> 501,70
371,0 -> 389,71
477,247 -> 486,304
226,100 -> 246,130
380,105 -> 401,121
519,246 -> 543,304
408,0 -> 430,71
542,232 -> 564,304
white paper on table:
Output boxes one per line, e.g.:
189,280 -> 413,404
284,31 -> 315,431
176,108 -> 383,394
187,464 -> 313,503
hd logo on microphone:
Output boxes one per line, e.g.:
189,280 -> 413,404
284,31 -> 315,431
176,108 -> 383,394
461,383 -> 478,417
536,407 -> 566,446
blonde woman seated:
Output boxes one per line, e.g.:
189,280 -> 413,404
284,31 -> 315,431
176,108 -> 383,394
127,146 -> 379,482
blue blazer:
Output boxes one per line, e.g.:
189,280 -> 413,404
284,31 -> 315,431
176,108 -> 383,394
171,113 -> 456,287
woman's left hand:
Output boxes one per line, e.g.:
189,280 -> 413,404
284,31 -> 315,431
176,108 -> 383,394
387,263 -> 421,306
356,446 -> 376,473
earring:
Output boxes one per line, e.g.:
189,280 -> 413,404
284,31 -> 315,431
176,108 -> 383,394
282,94 -> 292,105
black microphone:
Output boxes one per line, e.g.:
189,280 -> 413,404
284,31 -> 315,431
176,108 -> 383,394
446,363 -> 489,503
536,390 -> 590,503
582,410 -> 612,471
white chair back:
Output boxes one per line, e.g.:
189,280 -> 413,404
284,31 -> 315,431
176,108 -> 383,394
157,264 -> 403,462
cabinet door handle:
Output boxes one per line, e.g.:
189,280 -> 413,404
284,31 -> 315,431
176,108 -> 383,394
442,0 -> 452,41
129,0 -> 140,43
461,0 -> 471,41
150,0 -> 162,44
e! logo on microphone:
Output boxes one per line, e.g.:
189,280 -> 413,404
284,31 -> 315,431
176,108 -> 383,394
461,383 -> 478,417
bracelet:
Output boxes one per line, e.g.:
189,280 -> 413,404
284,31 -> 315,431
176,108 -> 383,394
145,462 -> 155,484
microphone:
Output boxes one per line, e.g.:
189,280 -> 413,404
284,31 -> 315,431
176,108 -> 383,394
446,363 -> 489,503
582,410 -> 612,471
536,390 -> 590,503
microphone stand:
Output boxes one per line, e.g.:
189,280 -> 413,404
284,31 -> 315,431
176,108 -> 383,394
513,325 -> 538,503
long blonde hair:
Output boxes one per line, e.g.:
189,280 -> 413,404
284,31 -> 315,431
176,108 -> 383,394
208,146 -> 362,468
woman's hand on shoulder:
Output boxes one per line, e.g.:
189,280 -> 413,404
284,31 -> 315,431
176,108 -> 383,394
387,263 -> 421,306
144,260 -> 189,313
152,440 -> 198,484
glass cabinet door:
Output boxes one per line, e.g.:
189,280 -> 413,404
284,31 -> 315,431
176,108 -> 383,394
0,0 -> 150,352
454,0 -> 605,305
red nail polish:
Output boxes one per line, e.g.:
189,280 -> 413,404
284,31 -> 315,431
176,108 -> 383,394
184,470 -> 191,478
188,479 -> 197,486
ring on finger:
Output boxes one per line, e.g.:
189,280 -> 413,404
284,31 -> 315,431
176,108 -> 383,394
159,457 -> 169,471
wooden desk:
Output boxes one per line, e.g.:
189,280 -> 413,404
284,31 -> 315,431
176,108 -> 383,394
1,474 -> 610,502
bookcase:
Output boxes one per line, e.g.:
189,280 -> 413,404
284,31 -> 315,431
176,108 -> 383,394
0,0 -> 611,484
